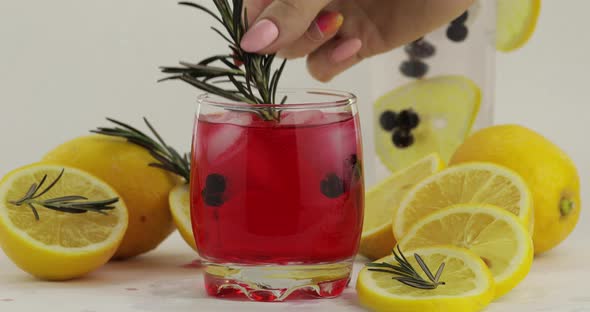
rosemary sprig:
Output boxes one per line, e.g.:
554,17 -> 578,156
160,0 -> 288,120
9,169 -> 119,221
366,246 -> 446,290
91,118 -> 191,183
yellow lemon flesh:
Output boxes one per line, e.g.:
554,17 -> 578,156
398,205 -> 533,298
360,153 -> 444,260
357,246 -> 494,312
450,124 -> 580,255
496,0 -> 541,52
394,163 -> 532,240
374,75 -> 480,173
169,183 -> 197,251
43,135 -> 179,259
0,164 -> 128,280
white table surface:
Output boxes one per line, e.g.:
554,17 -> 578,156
1,232 -> 588,312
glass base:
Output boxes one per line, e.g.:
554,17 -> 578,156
203,260 -> 353,302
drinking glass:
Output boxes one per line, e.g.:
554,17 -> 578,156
191,90 -> 364,301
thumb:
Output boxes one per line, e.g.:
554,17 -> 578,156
240,0 -> 332,54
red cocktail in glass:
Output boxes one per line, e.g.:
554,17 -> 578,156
191,90 -> 363,301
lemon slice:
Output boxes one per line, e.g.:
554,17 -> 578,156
496,0 -> 541,52
169,183 -> 197,251
357,246 -> 494,312
398,205 -> 534,298
360,153 -> 444,260
374,75 -> 481,173
394,162 -> 533,240
0,163 -> 128,280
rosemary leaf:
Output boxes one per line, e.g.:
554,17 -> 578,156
434,263 -> 446,283
33,170 -> 64,199
92,118 -> 191,182
364,247 -> 447,290
10,170 -> 119,220
415,253 -> 437,283
178,2 -> 223,24
160,0 -> 288,118
43,195 -> 88,204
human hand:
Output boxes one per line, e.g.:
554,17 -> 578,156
241,0 -> 474,82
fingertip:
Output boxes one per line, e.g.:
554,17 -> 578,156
307,57 -> 334,83
330,38 -> 362,63
240,19 -> 280,52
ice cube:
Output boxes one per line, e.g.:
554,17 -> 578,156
201,111 -> 254,126
220,111 -> 254,126
206,124 -> 246,163
281,110 -> 324,126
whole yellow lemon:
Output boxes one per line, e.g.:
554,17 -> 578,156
43,135 -> 179,259
450,125 -> 580,255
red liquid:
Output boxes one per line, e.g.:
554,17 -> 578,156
191,110 -> 364,264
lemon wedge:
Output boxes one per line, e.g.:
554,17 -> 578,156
497,0 -> 541,52
374,75 -> 481,173
360,153 -> 443,260
169,183 -> 197,251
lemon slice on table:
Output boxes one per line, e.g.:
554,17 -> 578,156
0,163 -> 128,280
169,183 -> 197,251
360,153 -> 444,260
357,246 -> 495,312
394,162 -> 533,240
496,0 -> 541,52
374,75 -> 481,173
398,205 -> 534,298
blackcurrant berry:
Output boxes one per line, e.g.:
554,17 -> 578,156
447,24 -> 468,42
398,110 -> 420,130
400,59 -> 428,78
320,173 -> 345,198
404,39 -> 436,59
379,111 -> 398,131
452,11 -> 469,25
392,130 -> 415,149
205,174 -> 226,193
203,193 -> 224,207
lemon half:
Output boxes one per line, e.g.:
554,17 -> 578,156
0,164 -> 128,280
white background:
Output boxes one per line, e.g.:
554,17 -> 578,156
0,0 -> 588,260
0,1 -> 589,311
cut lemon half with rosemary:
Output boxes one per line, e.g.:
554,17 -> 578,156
357,246 -> 494,312
398,205 -> 534,298
496,0 -> 541,52
394,162 -> 533,240
360,153 -> 444,260
0,163 -> 128,280
169,183 -> 197,251
374,75 -> 481,173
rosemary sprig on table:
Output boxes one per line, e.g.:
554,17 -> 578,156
366,246 -> 446,290
159,0 -> 287,120
92,118 -> 191,183
9,169 -> 119,221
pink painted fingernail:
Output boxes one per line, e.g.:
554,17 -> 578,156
317,12 -> 344,34
331,38 -> 362,63
240,19 -> 279,52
